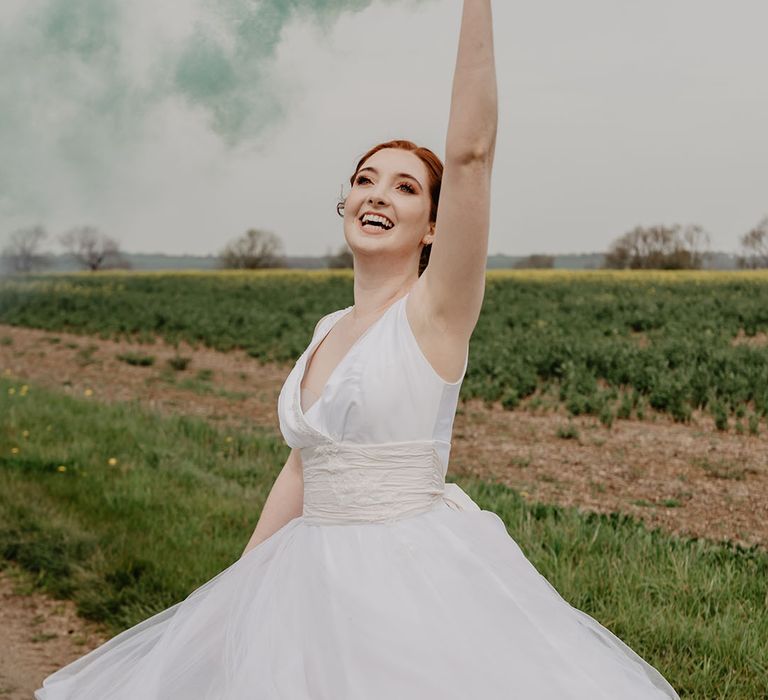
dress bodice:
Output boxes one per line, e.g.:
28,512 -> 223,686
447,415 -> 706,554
277,291 -> 472,524
278,292 -> 467,466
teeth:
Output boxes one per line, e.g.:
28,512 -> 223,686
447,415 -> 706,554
361,214 -> 394,230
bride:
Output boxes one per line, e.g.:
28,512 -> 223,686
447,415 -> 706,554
37,1 -> 680,698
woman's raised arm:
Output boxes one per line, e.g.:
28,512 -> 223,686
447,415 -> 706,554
422,0 -> 497,338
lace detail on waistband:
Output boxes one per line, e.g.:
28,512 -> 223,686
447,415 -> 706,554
300,439 -> 465,525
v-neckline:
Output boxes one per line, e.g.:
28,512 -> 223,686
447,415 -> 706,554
296,292 -> 410,426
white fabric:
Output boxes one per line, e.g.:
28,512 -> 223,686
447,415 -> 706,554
302,439 -> 461,524
293,293 -> 467,472
35,291 -> 680,699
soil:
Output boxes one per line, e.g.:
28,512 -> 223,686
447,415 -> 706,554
1,322 -> 766,697
0,562 -> 110,700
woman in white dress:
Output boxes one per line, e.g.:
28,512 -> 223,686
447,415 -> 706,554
36,1 -> 680,697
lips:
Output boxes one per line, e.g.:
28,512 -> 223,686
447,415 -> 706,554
359,211 -> 395,229
358,219 -> 384,234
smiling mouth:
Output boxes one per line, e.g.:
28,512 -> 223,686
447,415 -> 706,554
359,213 -> 395,232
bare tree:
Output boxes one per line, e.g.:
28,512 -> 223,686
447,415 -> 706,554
603,224 -> 711,270
736,216 -> 768,269
325,243 -> 353,269
680,224 -> 712,269
218,228 -> 286,269
0,225 -> 52,274
59,225 -> 129,271
513,254 -> 555,269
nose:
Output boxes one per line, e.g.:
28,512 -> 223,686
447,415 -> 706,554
368,181 -> 390,206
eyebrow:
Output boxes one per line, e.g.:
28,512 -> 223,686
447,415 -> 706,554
357,166 -> 423,189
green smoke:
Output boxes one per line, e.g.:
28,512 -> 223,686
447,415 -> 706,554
0,0 -> 423,218
170,0 -> 395,140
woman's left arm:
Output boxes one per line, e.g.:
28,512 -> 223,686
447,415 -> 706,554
422,0 -> 497,337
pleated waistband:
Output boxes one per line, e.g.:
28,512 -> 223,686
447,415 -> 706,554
299,440 -> 475,525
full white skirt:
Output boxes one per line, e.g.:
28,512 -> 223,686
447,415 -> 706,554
35,497 -> 679,699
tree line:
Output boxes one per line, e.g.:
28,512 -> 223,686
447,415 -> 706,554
603,218 -> 767,270
517,216 -> 767,270
0,225 -> 131,274
2,215 -> 767,274
0,225 -> 351,274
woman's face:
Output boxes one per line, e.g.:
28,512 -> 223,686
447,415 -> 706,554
343,148 -> 433,258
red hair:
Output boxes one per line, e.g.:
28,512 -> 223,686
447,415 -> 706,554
343,139 -> 444,277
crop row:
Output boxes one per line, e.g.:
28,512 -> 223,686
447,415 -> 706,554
1,270 -> 767,428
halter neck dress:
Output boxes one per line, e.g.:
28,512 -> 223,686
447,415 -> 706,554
35,291 -> 679,699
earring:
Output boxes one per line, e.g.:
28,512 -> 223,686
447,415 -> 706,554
336,183 -> 346,217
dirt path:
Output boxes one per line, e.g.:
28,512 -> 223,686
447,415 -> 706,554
0,562 -> 109,700
1,322 -> 766,695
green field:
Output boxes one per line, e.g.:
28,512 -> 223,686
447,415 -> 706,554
2,375 -> 766,697
2,270 -> 768,429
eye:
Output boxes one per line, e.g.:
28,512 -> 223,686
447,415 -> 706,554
355,175 -> 371,185
398,182 -> 416,194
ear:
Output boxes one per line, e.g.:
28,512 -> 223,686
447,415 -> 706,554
422,223 -> 436,246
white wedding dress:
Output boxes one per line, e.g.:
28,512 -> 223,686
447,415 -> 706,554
35,291 -> 680,699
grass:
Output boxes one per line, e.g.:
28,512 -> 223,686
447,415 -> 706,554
116,351 -> 155,367
691,456 -> 756,481
166,355 -> 191,371
556,422 -> 580,440
1,375 -> 767,697
1,376 -> 283,631
152,366 -> 248,400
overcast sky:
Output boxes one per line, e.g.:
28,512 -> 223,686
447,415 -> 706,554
1,0 -> 766,258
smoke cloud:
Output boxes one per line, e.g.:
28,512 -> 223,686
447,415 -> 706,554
0,0 -> 421,226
